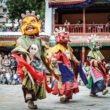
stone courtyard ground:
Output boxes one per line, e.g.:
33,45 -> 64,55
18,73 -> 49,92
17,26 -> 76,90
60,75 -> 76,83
0,85 -> 110,110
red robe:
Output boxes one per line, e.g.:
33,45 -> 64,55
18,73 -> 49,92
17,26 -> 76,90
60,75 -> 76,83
52,51 -> 79,99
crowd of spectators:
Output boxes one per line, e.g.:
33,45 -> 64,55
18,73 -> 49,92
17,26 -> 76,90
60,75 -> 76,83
0,53 -> 21,85
63,19 -> 110,33
0,24 -> 21,32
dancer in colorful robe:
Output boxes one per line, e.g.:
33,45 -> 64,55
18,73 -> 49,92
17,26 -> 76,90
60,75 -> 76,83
86,35 -> 109,97
12,11 -> 46,109
46,28 -> 80,102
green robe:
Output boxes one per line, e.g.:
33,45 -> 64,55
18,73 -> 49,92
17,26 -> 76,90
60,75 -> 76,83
17,35 -> 42,59
87,50 -> 104,89
17,35 -> 46,99
87,50 -> 104,60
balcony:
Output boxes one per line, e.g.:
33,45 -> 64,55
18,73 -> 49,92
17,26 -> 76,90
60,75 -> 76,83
55,24 -> 110,34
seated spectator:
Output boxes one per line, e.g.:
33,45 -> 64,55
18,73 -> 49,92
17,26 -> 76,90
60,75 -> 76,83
0,67 -> 6,84
64,19 -> 70,26
97,24 -> 103,32
106,21 -> 110,32
2,55 -> 10,73
0,54 -> 2,67
0,69 -> 10,84
10,56 -> 17,74
5,72 -> 11,84
16,76 -> 21,84
75,19 -> 83,32
2,23 -> 6,32
76,19 -> 83,24
1,74 -> 8,84
64,19 -> 70,31
6,27 -> 12,32
10,71 -> 21,85
11,72 -> 17,85
17,28 -> 21,32
16,26 -> 21,32
0,26 -> 2,32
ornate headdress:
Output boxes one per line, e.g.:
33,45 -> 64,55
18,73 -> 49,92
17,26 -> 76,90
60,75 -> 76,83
21,10 -> 40,21
54,27 -> 69,44
87,34 -> 101,50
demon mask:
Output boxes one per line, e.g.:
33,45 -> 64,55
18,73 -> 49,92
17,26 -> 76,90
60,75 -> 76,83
55,27 -> 69,44
21,11 -> 41,36
88,34 -> 101,51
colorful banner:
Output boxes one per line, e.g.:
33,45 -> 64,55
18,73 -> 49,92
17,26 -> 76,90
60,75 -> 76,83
49,0 -> 91,8
49,0 -> 86,5
0,42 -> 16,46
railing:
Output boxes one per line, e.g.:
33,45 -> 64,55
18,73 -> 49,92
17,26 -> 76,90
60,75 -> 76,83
86,24 -> 110,33
55,24 -> 110,33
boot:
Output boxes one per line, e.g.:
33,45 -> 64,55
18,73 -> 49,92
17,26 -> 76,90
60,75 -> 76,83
89,92 -> 97,97
60,95 -> 67,102
26,93 -> 32,100
27,100 -> 38,109
102,89 -> 108,95
65,97 -> 69,102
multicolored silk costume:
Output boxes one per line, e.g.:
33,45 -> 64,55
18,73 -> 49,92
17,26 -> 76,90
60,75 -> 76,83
12,11 -> 46,104
47,29 -> 79,101
86,37 -> 108,95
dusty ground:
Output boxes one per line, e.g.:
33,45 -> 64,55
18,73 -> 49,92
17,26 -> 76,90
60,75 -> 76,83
0,85 -> 110,110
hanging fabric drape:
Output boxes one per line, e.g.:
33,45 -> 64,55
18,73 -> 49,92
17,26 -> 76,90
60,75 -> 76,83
48,0 -> 91,8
